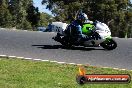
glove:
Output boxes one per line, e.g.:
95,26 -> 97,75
93,20 -> 99,25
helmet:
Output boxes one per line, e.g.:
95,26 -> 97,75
77,13 -> 88,21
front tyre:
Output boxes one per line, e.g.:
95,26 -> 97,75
100,39 -> 117,50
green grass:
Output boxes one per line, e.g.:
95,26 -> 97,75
0,58 -> 132,88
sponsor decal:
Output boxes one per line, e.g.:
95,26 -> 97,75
76,66 -> 131,84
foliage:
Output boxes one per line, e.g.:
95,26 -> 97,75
19,19 -> 32,30
38,12 -> 54,26
42,0 -> 132,37
0,0 -> 12,27
0,0 -> 53,31
26,4 -> 40,27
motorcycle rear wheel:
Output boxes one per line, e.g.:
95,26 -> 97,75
60,36 -> 73,48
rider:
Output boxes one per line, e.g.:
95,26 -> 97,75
65,11 -> 93,43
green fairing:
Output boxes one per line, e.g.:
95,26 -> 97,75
82,24 -> 94,35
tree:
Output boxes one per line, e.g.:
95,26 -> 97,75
1,0 -> 53,30
0,0 -> 12,27
38,12 -> 54,26
42,0 -> 82,22
19,20 -> 32,30
8,0 -> 33,29
26,4 -> 40,27
42,0 -> 132,37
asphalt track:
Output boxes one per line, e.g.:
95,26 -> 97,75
0,29 -> 132,70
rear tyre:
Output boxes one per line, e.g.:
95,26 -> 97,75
100,39 -> 117,50
60,36 -> 73,48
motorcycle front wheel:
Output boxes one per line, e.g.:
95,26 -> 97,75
100,38 -> 117,50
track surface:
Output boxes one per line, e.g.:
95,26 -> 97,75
0,29 -> 132,70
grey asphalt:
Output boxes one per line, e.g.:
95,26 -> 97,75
0,29 -> 132,70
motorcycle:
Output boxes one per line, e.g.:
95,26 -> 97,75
51,21 -> 117,50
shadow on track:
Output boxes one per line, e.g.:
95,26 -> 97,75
32,45 -> 105,51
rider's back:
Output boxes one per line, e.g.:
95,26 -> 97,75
65,20 -> 82,36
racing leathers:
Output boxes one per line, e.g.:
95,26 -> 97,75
65,19 -> 93,43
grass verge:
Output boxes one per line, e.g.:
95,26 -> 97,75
0,57 -> 131,88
